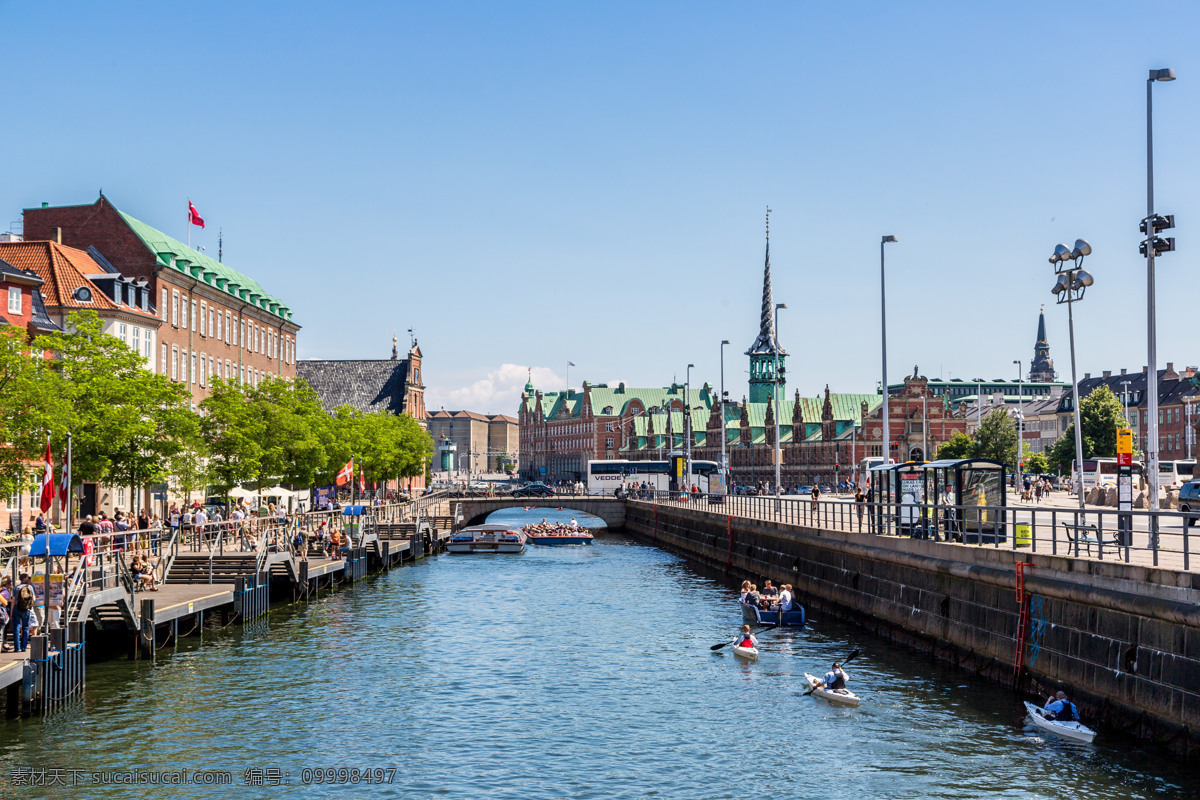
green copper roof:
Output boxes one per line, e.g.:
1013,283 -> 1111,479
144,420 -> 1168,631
118,211 -> 293,322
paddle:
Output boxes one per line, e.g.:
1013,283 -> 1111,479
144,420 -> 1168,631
710,624 -> 778,651
803,649 -> 861,695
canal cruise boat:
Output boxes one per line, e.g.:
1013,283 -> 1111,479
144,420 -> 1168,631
446,524 -> 527,554
741,600 -> 806,627
521,525 -> 594,545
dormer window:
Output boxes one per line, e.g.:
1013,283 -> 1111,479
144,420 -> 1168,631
74,286 -> 93,303
602,406 -> 613,415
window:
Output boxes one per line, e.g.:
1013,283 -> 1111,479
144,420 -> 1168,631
171,346 -> 179,381
199,353 -> 206,387
208,306 -> 215,338
241,365 -> 246,384
190,350 -> 196,384
209,355 -> 215,382
217,309 -> 224,341
117,487 -> 126,508
161,343 -> 168,373
191,300 -> 197,332
172,291 -> 179,326
144,332 -> 151,360
162,288 -> 168,321
131,326 -> 140,356
240,319 -> 245,348
200,301 -> 207,336
118,323 -> 128,344
6,287 -> 20,315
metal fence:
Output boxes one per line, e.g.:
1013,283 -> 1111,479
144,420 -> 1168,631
642,491 -> 1197,572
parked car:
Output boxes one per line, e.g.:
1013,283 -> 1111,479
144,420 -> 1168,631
511,482 -> 555,498
1178,481 -> 1200,526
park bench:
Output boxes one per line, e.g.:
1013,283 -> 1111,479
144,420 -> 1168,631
1060,522 -> 1121,557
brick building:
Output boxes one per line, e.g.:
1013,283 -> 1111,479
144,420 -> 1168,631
23,195 -> 299,406
428,410 -> 519,475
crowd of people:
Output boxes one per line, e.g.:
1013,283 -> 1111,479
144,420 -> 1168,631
738,579 -> 796,612
520,518 -> 589,538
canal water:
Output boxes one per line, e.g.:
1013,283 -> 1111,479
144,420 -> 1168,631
1,506 -> 1196,799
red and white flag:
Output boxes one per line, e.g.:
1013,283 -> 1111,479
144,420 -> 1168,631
359,467 -> 366,493
58,465 -> 69,513
39,442 -> 54,514
188,200 -> 205,229
335,458 -> 354,486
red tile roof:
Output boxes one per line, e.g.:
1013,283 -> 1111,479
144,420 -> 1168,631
0,241 -> 158,320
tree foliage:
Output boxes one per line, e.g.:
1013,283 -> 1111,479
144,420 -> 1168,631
974,407 -> 1019,466
0,326 -> 71,498
1025,451 -> 1050,475
935,432 -> 974,461
1047,385 -> 1127,473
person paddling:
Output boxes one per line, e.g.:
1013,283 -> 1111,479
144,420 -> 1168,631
1043,690 -> 1079,722
734,624 -> 758,649
815,661 -> 848,693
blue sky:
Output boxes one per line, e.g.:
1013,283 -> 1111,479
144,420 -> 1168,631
5,2 -> 1200,414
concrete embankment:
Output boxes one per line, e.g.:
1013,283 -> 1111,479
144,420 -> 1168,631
625,501 -> 1200,759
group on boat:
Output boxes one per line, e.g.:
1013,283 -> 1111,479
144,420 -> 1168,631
521,518 -> 595,545
739,579 -> 806,627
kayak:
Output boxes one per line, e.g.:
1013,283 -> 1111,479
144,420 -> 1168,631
731,644 -> 759,660
1023,701 -> 1096,743
803,672 -> 860,707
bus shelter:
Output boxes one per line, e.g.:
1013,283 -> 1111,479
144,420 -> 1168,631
921,459 -> 1007,543
867,461 -> 927,536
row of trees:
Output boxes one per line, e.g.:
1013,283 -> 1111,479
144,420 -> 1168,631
934,385 -> 1129,475
0,311 -> 433,506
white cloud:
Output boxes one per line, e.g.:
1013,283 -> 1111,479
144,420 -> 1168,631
427,364 -> 564,415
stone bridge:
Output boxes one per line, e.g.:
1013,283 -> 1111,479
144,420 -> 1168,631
442,496 -> 627,528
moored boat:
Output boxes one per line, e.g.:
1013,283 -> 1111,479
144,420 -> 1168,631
741,601 -> 805,627
803,672 -> 860,706
1023,701 -> 1096,743
446,524 -> 527,554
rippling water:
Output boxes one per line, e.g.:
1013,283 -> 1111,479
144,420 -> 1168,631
1,507 -> 1196,799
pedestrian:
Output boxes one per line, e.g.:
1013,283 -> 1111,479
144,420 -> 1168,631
854,487 -> 866,531
811,484 -> 821,513
0,576 -> 12,652
12,573 -> 35,653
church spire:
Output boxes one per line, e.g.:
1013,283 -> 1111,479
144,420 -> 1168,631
1029,305 -> 1057,382
746,208 -> 787,404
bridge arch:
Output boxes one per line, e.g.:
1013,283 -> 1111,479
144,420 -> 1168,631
454,497 -> 626,529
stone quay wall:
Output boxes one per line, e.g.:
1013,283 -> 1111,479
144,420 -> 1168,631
624,500 -> 1200,758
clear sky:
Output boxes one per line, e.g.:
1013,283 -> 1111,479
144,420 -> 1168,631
5,2 -> 1200,414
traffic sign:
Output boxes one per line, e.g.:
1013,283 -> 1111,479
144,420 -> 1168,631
1117,427 -> 1133,465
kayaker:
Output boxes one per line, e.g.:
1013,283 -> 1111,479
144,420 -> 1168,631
1043,691 -> 1080,722
816,662 -> 848,692
735,625 -> 757,648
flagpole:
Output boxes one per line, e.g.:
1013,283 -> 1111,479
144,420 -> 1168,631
187,197 -> 191,248
43,436 -> 52,628
64,432 -> 72,535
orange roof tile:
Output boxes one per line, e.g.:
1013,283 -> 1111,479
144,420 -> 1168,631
0,241 -> 158,320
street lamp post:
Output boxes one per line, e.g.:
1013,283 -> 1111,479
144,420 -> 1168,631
1144,67 -> 1177,540
1050,239 -> 1095,513
774,304 -> 786,501
1014,359 -> 1023,487
720,340 -> 730,492
686,363 -> 694,491
880,236 -> 898,465
1121,379 -> 1133,427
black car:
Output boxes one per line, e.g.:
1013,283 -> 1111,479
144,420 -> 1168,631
1179,481 -> 1200,526
511,483 -> 555,498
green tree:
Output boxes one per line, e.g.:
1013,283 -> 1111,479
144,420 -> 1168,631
974,407 -> 1020,466
251,376 -> 332,490
0,326 -> 70,499
200,378 -> 263,494
1046,385 -> 1127,473
935,431 -> 974,460
34,311 -> 192,491
1025,451 -> 1050,475
166,418 -> 211,506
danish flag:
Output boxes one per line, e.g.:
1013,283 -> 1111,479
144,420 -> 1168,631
335,458 -> 354,486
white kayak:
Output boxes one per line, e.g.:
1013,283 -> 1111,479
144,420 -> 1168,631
732,644 -> 759,660
804,673 -> 860,706
1024,701 -> 1096,743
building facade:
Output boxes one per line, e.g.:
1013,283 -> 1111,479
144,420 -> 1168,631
427,410 -> 518,476
24,196 -> 299,407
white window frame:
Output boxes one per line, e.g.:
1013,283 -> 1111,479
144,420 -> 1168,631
131,326 -> 140,357
171,346 -> 179,381
161,343 -> 168,374
200,301 -> 207,336
6,287 -> 20,315
191,300 -> 197,332
162,288 -> 168,321
172,291 -> 179,327
190,350 -> 196,384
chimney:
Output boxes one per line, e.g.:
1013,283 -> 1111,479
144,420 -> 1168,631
1120,368 -> 1127,375
1143,366 -> 1149,375
1084,373 -> 1091,380
50,227 -> 62,245
1165,362 -> 1178,379
1102,370 -> 1111,378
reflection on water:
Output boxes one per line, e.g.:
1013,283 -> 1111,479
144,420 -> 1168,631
0,509 -> 1195,799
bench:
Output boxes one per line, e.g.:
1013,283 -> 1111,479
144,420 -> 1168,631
1060,522 -> 1121,557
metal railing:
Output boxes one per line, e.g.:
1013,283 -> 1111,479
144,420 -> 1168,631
640,491 -> 1199,572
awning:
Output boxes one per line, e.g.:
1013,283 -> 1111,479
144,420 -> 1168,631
28,533 -> 85,557
342,505 -> 367,516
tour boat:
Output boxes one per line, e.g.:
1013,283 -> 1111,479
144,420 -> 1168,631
741,600 -> 806,627
1023,701 -> 1096,743
446,524 -> 527,554
803,673 -> 860,706
522,525 -> 594,545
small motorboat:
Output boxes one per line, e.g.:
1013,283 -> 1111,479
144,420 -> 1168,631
742,601 -> 805,627
803,673 -> 860,707
1023,701 -> 1096,743
732,643 -> 759,660
446,524 -> 526,554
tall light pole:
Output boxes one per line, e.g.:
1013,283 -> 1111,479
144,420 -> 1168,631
1014,359 -> 1023,485
774,304 -> 786,499
1121,379 -> 1133,426
720,340 -> 730,491
880,236 -> 898,464
1050,239 -> 1095,512
1143,67 -> 1176,534
685,363 -> 694,490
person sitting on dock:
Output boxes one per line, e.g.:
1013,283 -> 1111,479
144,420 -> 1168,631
735,624 -> 757,649
1043,691 -> 1079,722
130,555 -> 159,591
816,662 -> 848,693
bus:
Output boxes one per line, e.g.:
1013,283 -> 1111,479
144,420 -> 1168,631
586,458 -> 720,495
859,457 -> 889,490
1074,458 -> 1144,493
1158,459 -> 1196,489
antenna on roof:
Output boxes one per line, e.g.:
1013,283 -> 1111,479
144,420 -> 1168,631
407,328 -> 415,348
218,228 -> 223,263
